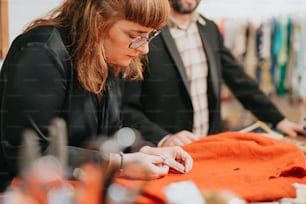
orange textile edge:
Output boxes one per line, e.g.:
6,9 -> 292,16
116,132 -> 306,203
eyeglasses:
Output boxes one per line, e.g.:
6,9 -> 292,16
128,30 -> 161,49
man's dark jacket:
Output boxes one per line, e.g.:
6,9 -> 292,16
122,16 -> 284,145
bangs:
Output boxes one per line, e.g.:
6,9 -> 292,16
125,0 -> 170,30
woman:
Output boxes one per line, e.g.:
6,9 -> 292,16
0,0 -> 193,191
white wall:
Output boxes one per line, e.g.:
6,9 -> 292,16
8,0 -> 63,44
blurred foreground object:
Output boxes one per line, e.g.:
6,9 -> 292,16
1,119 -> 147,204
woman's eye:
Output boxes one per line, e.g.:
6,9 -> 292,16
130,35 -> 142,42
128,34 -> 139,40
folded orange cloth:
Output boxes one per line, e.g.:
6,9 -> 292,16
116,132 -> 306,203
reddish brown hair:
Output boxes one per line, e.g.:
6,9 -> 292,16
25,0 -> 170,94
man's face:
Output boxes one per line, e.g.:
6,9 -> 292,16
169,0 -> 201,14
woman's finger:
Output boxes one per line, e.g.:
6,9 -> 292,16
173,147 -> 194,172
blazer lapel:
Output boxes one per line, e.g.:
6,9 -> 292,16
197,22 -> 219,97
161,26 -> 191,96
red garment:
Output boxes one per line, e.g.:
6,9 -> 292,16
116,132 -> 306,203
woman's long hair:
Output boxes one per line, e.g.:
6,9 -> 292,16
25,0 -> 170,94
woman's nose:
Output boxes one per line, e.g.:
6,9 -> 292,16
136,42 -> 149,55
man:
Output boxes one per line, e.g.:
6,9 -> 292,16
122,0 -> 304,147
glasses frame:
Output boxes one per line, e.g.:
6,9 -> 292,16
128,30 -> 161,49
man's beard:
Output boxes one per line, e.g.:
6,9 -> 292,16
169,0 -> 200,14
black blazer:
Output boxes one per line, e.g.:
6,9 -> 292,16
122,16 -> 284,145
0,26 -> 122,190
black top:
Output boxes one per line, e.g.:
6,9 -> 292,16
0,26 -> 122,189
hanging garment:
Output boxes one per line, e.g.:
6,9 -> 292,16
257,20 -> 274,95
243,22 -> 258,79
286,17 -> 304,102
275,17 -> 291,95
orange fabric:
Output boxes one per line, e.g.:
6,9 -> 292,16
75,163 -> 103,204
116,132 -> 306,203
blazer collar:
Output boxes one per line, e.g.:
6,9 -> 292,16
160,18 -> 219,97
196,20 -> 219,97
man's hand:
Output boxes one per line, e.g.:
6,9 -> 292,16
161,130 -> 199,146
276,119 -> 305,137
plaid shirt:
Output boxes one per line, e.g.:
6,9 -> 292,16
169,14 -> 209,137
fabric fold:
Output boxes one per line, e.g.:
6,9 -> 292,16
116,132 -> 306,203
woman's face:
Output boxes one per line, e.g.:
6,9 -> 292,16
103,20 -> 155,67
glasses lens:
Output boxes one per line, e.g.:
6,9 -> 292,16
129,30 -> 161,49
129,37 -> 147,49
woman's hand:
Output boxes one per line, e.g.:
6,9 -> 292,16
109,146 -> 193,180
117,152 -> 170,180
139,146 -> 193,173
